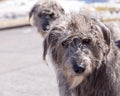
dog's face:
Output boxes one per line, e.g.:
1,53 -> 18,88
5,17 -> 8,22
29,0 -> 64,37
60,35 -> 99,89
43,14 -> 111,89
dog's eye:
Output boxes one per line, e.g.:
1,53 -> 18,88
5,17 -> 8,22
44,14 -> 50,19
49,13 -> 54,18
82,38 -> 91,44
38,13 -> 42,17
73,38 -> 80,44
38,13 -> 49,18
62,40 -> 69,48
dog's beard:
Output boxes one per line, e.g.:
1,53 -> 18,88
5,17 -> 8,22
68,75 -> 84,89
67,61 -> 92,89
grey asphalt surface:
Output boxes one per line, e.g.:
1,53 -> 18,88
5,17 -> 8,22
0,27 -> 58,96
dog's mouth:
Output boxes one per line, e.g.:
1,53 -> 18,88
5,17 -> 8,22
41,17 -> 50,31
68,69 -> 91,89
68,63 -> 92,89
67,69 -> 86,89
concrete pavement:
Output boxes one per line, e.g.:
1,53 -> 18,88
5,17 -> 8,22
0,27 -> 58,96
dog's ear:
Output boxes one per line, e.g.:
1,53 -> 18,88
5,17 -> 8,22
43,34 -> 49,61
98,22 -> 111,55
99,22 -> 111,46
43,31 -> 60,60
29,4 -> 40,26
29,4 -> 38,21
91,19 -> 111,47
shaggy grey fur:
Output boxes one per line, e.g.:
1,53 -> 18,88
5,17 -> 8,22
43,13 -> 120,96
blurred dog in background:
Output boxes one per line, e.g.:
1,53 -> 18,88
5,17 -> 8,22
29,0 -> 65,37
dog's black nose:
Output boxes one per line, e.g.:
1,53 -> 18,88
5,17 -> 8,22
73,64 -> 86,74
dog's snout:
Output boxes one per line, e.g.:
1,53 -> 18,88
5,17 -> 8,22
73,64 -> 86,74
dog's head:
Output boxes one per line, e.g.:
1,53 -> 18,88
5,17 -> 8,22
29,0 -> 65,37
43,13 -> 111,89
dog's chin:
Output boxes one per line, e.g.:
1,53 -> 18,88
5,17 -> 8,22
68,75 -> 84,89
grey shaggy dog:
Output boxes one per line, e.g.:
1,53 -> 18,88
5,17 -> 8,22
29,0 -> 64,37
43,13 -> 120,96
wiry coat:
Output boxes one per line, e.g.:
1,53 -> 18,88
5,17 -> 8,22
43,13 -> 120,96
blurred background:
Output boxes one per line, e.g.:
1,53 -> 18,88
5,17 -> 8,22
0,0 -> 119,96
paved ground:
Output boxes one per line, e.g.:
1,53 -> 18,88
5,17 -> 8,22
0,27 -> 58,96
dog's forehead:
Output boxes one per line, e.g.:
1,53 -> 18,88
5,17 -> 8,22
32,0 -> 63,14
66,14 -> 105,40
64,14 -> 94,35
50,13 -> 103,41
